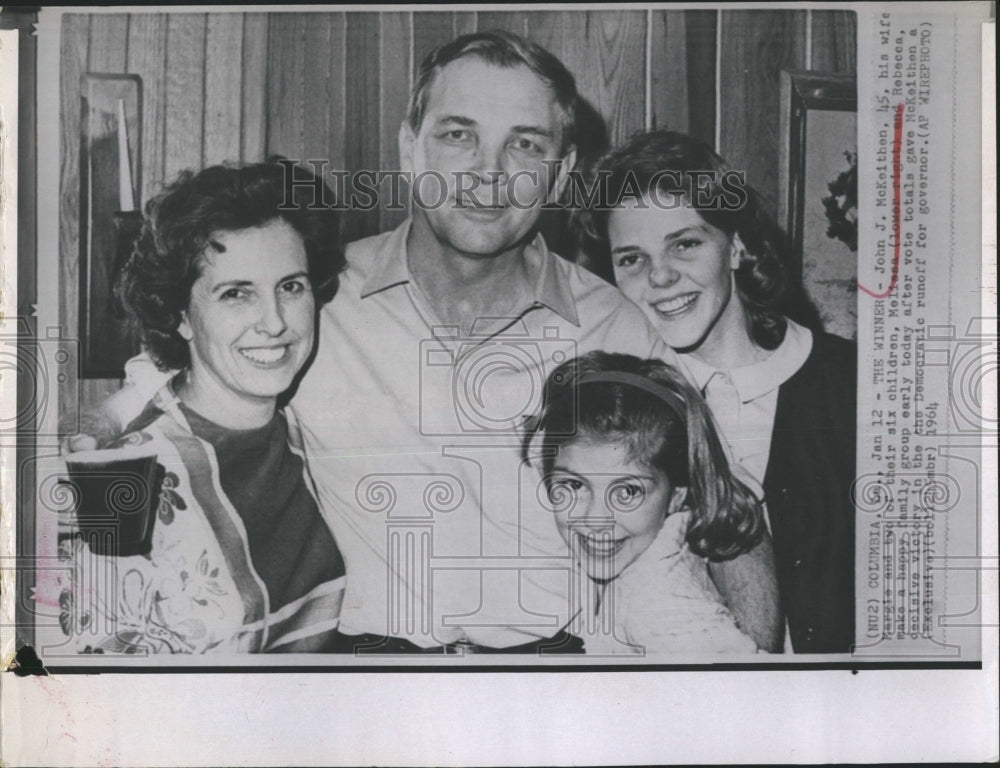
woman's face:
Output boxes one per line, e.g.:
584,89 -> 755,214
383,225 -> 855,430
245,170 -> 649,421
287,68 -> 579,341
179,219 -> 315,414
608,198 -> 743,355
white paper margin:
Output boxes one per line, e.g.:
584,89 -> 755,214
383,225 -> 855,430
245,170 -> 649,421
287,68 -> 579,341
1,4 -> 997,766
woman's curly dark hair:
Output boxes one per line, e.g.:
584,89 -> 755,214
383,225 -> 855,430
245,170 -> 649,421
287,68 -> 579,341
115,158 -> 344,371
578,131 -> 809,350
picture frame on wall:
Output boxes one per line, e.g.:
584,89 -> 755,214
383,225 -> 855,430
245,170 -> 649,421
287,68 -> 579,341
779,69 -> 858,339
78,72 -> 143,378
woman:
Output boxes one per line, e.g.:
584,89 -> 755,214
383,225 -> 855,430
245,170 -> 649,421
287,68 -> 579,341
59,161 -> 347,654
582,131 -> 856,653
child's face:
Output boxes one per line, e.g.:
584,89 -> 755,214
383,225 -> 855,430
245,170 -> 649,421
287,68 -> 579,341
547,439 -> 687,580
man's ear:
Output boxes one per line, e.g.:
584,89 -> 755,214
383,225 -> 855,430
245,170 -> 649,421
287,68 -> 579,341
730,232 -> 747,270
398,120 -> 417,174
547,146 -> 578,204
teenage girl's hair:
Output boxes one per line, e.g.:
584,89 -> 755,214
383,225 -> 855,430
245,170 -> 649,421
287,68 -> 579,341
522,351 -> 764,560
577,130 -> 824,348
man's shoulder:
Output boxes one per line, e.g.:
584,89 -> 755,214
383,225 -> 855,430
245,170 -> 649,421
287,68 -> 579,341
344,229 -> 395,261
342,230 -> 395,278
547,249 -> 642,320
547,249 -> 672,360
320,229 -> 401,312
548,247 -> 616,293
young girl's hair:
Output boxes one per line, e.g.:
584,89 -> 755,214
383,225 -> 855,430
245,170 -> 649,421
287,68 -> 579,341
522,351 -> 764,561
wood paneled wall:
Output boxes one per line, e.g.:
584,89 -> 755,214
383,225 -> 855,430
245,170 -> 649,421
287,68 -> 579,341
58,8 -> 855,431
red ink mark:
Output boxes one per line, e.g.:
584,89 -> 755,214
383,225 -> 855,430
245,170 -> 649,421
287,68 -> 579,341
859,102 -> 906,298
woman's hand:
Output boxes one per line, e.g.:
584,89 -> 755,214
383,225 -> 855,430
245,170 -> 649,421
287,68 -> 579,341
62,433 -> 99,453
60,384 -> 143,455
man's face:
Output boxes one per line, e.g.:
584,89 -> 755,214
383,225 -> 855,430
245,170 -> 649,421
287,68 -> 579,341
400,57 -> 576,258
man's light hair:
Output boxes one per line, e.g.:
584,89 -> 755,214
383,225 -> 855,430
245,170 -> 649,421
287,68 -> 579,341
407,29 -> 580,154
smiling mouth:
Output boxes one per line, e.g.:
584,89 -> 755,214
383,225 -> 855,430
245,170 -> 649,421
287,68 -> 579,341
651,292 -> 698,318
575,531 -> 627,559
239,345 -> 290,366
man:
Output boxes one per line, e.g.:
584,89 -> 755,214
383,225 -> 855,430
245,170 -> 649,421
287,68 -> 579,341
82,31 -> 780,653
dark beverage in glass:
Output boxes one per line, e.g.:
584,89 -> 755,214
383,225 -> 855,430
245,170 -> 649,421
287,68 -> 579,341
64,447 -> 164,557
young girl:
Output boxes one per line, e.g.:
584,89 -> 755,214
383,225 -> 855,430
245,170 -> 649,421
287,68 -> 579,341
524,351 -> 765,655
582,131 -> 856,653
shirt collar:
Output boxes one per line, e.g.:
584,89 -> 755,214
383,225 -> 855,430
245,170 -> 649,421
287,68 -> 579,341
360,218 -> 580,327
360,220 -> 412,298
679,319 -> 813,403
522,230 -> 580,326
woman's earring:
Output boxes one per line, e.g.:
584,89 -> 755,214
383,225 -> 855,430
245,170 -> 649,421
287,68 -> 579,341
177,315 -> 194,342
730,234 -> 747,270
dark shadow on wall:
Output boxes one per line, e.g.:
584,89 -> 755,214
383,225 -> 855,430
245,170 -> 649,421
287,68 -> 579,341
537,95 -> 610,276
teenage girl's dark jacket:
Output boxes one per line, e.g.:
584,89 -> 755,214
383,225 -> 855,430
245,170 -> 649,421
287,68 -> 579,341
763,331 -> 856,653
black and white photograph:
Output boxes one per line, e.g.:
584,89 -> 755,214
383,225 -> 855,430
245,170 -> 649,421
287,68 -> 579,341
0,2 -> 995,765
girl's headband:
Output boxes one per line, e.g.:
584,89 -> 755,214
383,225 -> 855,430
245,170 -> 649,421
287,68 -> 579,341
575,370 -> 688,424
